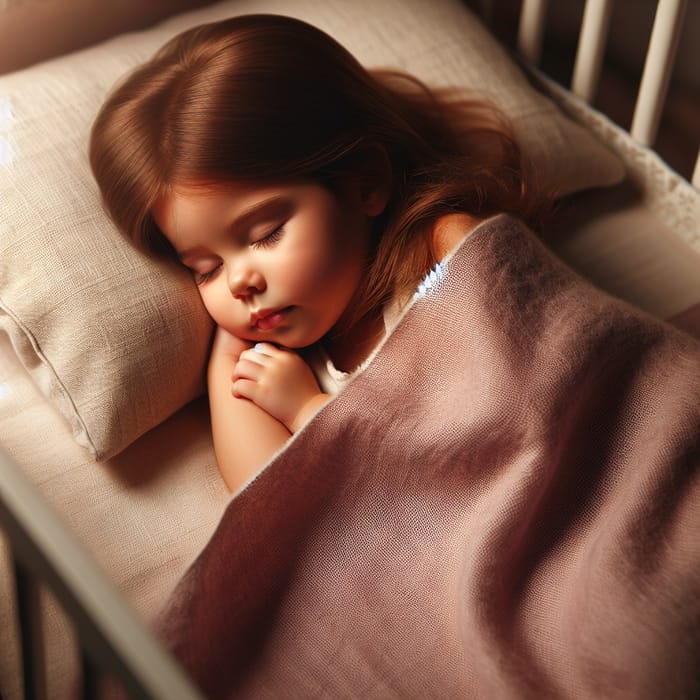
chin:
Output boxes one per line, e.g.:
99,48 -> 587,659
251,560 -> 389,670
271,328 -> 327,350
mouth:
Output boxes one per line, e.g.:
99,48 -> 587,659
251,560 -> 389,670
251,306 -> 294,331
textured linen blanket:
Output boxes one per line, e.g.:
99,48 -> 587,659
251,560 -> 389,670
157,215 -> 700,699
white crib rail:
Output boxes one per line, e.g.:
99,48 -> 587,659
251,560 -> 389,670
517,0 -> 549,65
513,0 -> 700,188
0,447 -> 204,700
630,0 -> 687,145
571,0 -> 614,103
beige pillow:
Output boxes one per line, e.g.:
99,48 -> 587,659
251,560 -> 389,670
0,0 -> 625,461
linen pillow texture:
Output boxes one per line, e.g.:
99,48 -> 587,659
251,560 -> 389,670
0,0 -> 625,461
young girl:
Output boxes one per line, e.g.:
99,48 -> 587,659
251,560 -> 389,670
89,13 -> 550,492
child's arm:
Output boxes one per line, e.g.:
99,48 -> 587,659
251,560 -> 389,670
208,327 -> 292,492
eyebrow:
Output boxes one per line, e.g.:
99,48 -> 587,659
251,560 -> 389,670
175,195 -> 292,259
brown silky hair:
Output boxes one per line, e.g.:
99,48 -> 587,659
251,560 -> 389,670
89,14 -> 552,332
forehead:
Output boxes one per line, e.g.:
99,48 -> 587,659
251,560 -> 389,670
152,180 -> 296,245
153,180 -> 260,222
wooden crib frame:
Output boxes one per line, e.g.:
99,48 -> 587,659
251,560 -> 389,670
1,0 -> 698,697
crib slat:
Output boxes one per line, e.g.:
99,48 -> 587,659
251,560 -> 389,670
13,557 -> 47,700
630,0 -> 688,146
0,448 -> 204,700
471,0 -> 495,26
80,651 -> 100,700
517,0 -> 549,65
571,0 -> 614,102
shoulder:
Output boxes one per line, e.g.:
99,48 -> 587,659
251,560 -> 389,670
430,213 -> 482,260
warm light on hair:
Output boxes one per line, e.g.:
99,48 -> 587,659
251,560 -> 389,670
90,14 -> 553,333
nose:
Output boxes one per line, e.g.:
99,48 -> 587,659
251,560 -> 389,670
227,264 -> 266,300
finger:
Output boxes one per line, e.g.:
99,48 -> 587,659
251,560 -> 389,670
238,342 -> 283,363
231,358 -> 265,382
238,347 -> 269,366
253,342 -> 279,357
231,377 -> 258,400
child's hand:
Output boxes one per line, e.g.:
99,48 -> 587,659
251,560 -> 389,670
232,343 -> 330,432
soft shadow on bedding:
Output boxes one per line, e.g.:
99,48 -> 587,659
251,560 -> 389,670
545,178 -> 643,241
105,397 -> 214,488
546,179 -> 700,322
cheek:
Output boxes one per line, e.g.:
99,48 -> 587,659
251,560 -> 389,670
274,209 -> 369,299
313,220 -> 367,282
296,244 -> 355,296
272,238 -> 334,293
197,284 -> 231,327
328,226 -> 369,288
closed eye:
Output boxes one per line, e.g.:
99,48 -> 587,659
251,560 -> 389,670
252,225 -> 284,249
191,264 -> 221,285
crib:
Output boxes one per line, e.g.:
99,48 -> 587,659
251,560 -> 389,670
1,0 -> 699,697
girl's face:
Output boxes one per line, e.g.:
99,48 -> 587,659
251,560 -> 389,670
153,179 -> 376,348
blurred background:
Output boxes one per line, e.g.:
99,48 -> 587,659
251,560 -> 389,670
467,0 -> 700,182
1,0 -> 698,181
0,0 -> 214,74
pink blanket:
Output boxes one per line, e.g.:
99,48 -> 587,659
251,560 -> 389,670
157,215 -> 700,698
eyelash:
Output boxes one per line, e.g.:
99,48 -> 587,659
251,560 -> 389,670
191,225 -> 285,285
193,268 -> 219,285
252,225 -> 284,249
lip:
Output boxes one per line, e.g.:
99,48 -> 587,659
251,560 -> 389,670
251,306 -> 292,331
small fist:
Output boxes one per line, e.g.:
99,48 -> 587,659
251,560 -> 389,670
232,343 -> 326,431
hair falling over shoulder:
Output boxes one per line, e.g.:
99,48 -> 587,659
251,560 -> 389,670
89,13 -> 555,322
